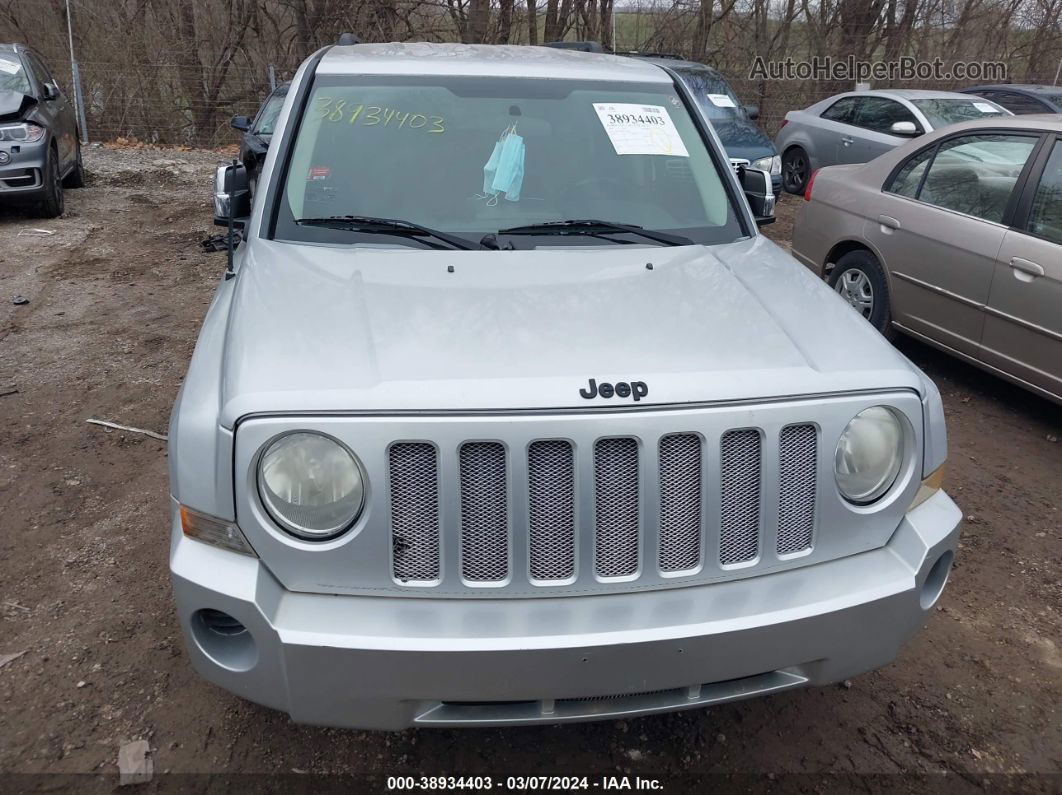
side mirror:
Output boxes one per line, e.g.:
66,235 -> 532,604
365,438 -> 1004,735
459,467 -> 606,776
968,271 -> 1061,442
739,166 -> 775,227
744,104 -> 760,121
213,162 -> 251,228
42,82 -> 59,101
890,121 -> 919,136
230,115 -> 251,132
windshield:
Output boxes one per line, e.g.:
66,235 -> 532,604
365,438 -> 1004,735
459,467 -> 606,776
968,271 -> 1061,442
275,76 -> 744,248
1040,92 -> 1062,108
0,55 -> 31,95
672,68 -> 747,122
912,98 -> 1007,128
254,90 -> 287,136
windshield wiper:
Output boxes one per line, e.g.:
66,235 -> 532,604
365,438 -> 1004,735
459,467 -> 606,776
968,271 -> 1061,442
296,215 -> 478,250
496,220 -> 693,247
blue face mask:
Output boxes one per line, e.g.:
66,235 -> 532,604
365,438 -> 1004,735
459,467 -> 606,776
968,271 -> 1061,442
482,130 -> 524,202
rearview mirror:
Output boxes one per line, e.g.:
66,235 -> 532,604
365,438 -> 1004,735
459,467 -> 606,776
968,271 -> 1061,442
739,166 -> 775,227
230,115 -> 251,132
889,121 -> 919,136
213,162 -> 251,227
743,104 -> 760,121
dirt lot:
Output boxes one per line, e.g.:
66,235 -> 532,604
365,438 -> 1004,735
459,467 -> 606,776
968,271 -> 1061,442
1,147 -> 1059,791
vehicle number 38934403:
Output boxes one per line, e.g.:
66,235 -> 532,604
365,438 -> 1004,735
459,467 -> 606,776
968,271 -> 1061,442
386,776 -> 665,791
605,113 -> 666,126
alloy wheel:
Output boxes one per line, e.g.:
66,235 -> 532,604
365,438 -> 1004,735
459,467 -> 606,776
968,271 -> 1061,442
783,152 -> 806,193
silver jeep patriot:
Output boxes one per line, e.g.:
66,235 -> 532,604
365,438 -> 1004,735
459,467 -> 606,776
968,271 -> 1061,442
168,42 -> 961,730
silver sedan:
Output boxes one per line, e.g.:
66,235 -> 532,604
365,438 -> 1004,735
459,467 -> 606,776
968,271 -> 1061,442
775,89 -> 1010,194
791,115 -> 1062,405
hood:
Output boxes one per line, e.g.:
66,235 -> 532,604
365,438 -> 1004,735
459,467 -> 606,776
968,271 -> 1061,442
0,90 -> 35,123
710,119 -> 776,162
217,237 -> 921,425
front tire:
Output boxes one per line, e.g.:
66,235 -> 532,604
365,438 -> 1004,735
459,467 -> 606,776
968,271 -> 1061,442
782,146 -> 810,195
33,146 -> 65,218
63,137 -> 85,189
827,249 -> 894,339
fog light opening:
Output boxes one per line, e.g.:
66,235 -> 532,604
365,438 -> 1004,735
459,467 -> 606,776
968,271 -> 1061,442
191,608 -> 257,672
920,551 -> 953,610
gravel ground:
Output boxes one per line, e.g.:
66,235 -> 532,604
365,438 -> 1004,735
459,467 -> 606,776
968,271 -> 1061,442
0,148 -> 1059,791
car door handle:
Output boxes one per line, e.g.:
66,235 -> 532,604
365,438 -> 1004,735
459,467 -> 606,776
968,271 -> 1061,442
841,136 -> 854,146
1009,257 -> 1044,278
878,215 -> 900,230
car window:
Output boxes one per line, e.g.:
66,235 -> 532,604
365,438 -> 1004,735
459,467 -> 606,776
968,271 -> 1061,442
672,68 -> 745,121
851,97 -> 921,135
910,98 -> 1007,128
1040,92 -> 1062,109
887,146 -> 935,197
24,54 -> 53,92
0,53 -> 31,94
914,134 -> 1038,223
990,92 -> 1052,115
276,76 -> 744,248
1027,140 -> 1062,244
254,91 -> 287,135
820,97 -> 856,124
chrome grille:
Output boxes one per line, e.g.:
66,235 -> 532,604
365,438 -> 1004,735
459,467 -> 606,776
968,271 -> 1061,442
658,433 -> 701,572
459,442 -> 509,582
389,443 -> 440,582
528,440 -> 576,581
777,424 -> 817,554
594,438 -> 640,578
719,429 -> 762,565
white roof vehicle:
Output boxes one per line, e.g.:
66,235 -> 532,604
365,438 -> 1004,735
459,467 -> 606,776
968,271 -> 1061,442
169,42 -> 960,730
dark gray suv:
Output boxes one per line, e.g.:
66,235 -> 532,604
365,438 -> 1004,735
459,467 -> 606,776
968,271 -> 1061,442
0,44 -> 82,217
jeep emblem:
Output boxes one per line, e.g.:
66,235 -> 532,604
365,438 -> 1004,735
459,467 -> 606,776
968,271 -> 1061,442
579,378 -> 648,402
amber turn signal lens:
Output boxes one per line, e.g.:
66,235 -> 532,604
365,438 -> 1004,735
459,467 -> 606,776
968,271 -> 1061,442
908,466 -> 945,512
179,505 -> 257,557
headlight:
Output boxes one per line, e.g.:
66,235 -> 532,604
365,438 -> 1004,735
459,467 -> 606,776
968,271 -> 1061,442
257,432 -> 365,539
0,123 -> 45,143
751,155 -> 781,176
834,406 -> 904,504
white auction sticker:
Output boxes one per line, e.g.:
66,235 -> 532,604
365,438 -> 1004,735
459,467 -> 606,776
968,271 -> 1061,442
0,60 -> 21,75
593,103 -> 689,157
973,101 -> 999,113
706,93 -> 737,108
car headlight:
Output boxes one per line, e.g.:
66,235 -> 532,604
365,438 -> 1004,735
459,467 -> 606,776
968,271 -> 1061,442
257,432 -> 365,539
0,122 -> 45,143
751,155 -> 781,176
834,406 -> 904,504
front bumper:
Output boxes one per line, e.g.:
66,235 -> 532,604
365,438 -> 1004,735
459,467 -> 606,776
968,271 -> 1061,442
0,139 -> 47,200
170,491 -> 961,730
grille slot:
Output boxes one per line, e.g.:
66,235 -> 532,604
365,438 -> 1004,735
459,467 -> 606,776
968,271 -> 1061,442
658,433 -> 702,572
719,429 -> 762,565
389,443 -> 441,582
459,442 -> 509,582
594,438 -> 640,578
528,440 -> 576,581
777,424 -> 818,554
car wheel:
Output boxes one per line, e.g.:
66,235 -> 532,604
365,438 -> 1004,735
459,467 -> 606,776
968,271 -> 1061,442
34,146 -> 65,218
63,137 -> 85,189
782,147 -> 810,195
827,249 -> 895,339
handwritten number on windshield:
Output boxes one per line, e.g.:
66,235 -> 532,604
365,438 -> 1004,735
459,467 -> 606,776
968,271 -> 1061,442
315,97 -> 444,133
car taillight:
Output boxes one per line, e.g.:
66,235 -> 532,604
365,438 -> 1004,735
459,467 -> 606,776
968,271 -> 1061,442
804,169 -> 819,202
779,119 -> 788,129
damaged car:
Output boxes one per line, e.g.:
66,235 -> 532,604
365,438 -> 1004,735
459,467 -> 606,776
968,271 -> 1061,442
0,43 -> 82,218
